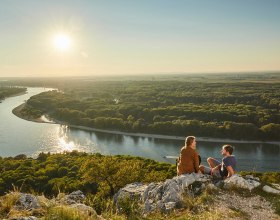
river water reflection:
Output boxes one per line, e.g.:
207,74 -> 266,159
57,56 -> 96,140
0,87 -> 279,172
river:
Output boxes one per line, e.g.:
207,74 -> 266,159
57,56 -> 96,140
0,87 -> 279,172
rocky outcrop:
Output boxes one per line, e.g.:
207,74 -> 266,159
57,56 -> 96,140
114,173 -> 212,214
114,173 -> 280,214
3,191 -> 98,220
2,174 -> 279,219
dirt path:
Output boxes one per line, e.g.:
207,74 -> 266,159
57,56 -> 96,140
214,192 -> 280,219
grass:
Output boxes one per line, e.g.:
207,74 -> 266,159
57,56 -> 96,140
182,193 -> 211,213
0,191 -> 46,219
1,171 -> 279,219
228,206 -> 250,219
220,180 -> 280,217
0,191 -> 98,220
0,191 -> 20,218
222,184 -> 253,197
143,209 -> 223,220
239,171 -> 280,185
98,186 -> 220,220
43,205 -> 97,220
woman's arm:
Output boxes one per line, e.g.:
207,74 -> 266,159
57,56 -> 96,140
194,152 -> 200,173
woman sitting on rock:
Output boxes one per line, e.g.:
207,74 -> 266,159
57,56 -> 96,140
177,136 -> 201,175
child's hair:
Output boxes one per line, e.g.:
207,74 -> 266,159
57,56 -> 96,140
223,144 -> 234,155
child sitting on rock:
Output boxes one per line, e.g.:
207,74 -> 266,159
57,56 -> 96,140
199,144 -> 236,179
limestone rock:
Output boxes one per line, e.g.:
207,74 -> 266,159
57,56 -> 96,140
176,173 -> 196,188
115,173 -> 277,215
176,173 -> 211,188
143,182 -> 163,202
206,183 -> 218,191
164,202 -> 177,211
115,173 -> 212,214
114,182 -> 148,202
14,194 -> 40,210
224,174 -> 260,191
263,185 -> 280,195
245,175 -> 260,182
161,178 -> 183,203
143,173 -> 212,213
120,182 -> 148,197
114,182 -> 148,212
63,190 -> 85,204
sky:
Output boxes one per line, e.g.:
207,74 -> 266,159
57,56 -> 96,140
0,0 -> 280,77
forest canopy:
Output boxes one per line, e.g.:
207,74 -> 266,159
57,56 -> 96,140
0,87 -> 26,101
0,152 -> 175,197
13,74 -> 280,140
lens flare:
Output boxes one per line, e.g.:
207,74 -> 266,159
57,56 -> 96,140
53,33 -> 71,51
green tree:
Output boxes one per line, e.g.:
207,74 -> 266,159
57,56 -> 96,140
260,123 -> 280,139
81,156 -> 143,196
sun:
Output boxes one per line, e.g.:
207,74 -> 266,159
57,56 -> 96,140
52,33 -> 72,51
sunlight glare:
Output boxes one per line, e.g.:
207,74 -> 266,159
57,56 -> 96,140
52,33 -> 72,51
58,137 -> 76,151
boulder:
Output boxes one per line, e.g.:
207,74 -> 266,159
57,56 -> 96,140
161,178 -> 183,203
262,185 -> 280,195
143,173 -> 212,213
114,182 -> 148,202
142,182 -> 163,202
224,174 -> 260,191
63,190 -> 85,204
14,194 -> 40,210
114,182 -> 148,212
120,182 -> 148,198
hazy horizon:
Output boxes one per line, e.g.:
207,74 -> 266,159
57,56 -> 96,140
1,0 -> 280,77
1,71 -> 280,79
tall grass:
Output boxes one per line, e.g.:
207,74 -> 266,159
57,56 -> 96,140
44,205 -> 97,220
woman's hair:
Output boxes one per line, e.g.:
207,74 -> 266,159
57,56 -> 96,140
185,136 -> 195,147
